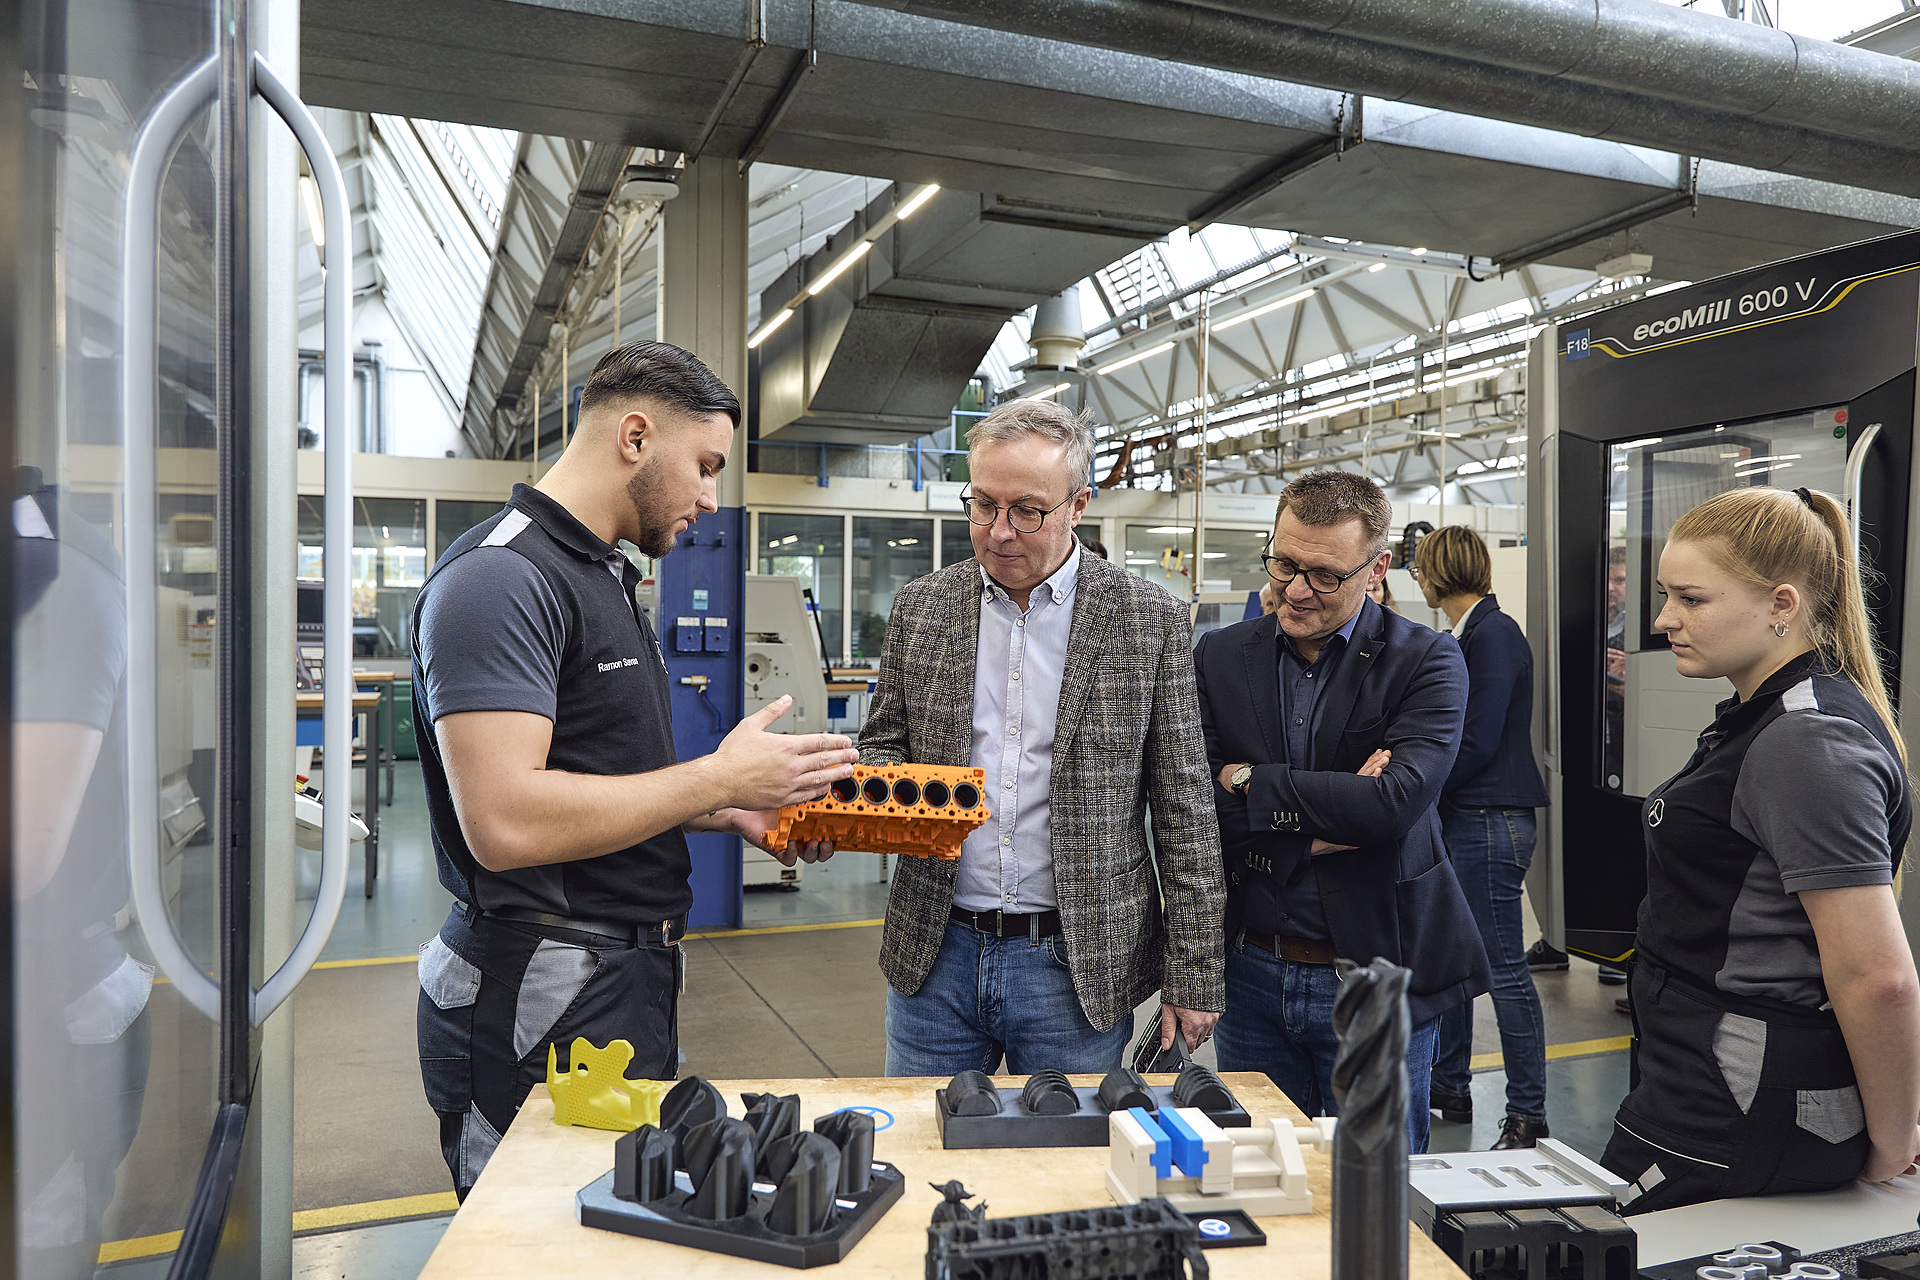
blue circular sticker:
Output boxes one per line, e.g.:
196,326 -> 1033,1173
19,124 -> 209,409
831,1106 -> 895,1131
1198,1218 -> 1232,1238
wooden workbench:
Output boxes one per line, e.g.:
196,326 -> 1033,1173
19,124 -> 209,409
419,1073 -> 1467,1278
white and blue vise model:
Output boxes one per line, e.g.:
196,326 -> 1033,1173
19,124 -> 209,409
1106,1105 -> 1336,1217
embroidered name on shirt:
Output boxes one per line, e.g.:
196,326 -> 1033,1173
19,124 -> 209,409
598,657 -> 641,672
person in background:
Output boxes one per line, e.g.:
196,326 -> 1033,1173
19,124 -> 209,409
1081,536 -> 1109,560
1605,485 -> 1919,1212
1196,469 -> 1487,1154
861,399 -> 1225,1076
1416,526 -> 1552,1149
1258,581 -> 1280,616
1368,574 -> 1397,612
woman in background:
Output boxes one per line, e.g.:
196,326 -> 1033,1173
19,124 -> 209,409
1604,485 -> 1919,1212
1417,525 -> 1551,1149
1368,574 -> 1397,612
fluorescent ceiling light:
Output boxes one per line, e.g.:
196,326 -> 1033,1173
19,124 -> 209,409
1028,382 -> 1071,400
1146,526 -> 1192,535
1212,288 -> 1315,333
747,308 -> 794,349
896,184 -> 941,219
1411,247 -> 1428,256
1099,341 -> 1175,375
1367,262 -> 1387,273
1200,552 -> 1226,558
299,175 -> 324,249
1615,437 -> 1664,451
1506,434 -> 1527,444
807,241 -> 872,296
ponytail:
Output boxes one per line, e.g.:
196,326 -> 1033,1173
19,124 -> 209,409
1670,486 -> 1906,768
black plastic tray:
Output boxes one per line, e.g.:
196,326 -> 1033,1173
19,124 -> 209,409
1190,1207 -> 1267,1249
577,1160 -> 906,1268
933,1084 -> 1250,1149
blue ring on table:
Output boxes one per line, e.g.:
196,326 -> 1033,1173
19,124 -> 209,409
828,1105 -> 894,1130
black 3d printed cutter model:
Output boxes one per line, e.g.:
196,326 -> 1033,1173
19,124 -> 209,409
935,1066 -> 1251,1149
576,1077 -> 906,1268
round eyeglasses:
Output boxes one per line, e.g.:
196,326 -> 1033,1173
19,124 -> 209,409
959,490 -> 1074,534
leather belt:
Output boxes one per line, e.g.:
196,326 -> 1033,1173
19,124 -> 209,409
1244,930 -> 1338,966
461,902 -> 687,948
950,906 -> 1062,939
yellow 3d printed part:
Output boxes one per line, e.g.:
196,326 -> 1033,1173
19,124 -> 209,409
772,764 -> 990,860
547,1037 -> 673,1132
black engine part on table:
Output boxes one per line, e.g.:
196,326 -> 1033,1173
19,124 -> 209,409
1432,1204 -> 1635,1280
944,1070 -> 1001,1117
934,1070 -> 1249,1149
1096,1068 -> 1156,1114
1169,1065 -> 1235,1113
925,1196 -> 1209,1280
1020,1070 -> 1081,1116
577,1086 -> 905,1269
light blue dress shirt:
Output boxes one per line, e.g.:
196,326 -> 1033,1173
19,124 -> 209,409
952,546 -> 1082,914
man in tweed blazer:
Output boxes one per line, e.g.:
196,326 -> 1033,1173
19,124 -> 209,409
860,400 -> 1226,1075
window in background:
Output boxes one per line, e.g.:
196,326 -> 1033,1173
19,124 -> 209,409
1202,528 -> 1270,593
852,517 -> 933,662
941,518 -> 975,571
436,498 -> 507,563
760,514 -> 845,662
1124,524 -> 1193,600
297,495 -> 429,659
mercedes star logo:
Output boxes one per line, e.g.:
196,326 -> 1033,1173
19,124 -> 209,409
1648,798 -> 1665,827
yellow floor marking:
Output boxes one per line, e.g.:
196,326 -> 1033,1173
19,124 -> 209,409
1471,1034 -> 1631,1071
96,1193 -> 461,1262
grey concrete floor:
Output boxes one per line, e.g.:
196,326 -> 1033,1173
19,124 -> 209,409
209,762 -> 1635,1279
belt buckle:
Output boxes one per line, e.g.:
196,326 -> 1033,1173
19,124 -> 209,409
988,909 -> 1005,937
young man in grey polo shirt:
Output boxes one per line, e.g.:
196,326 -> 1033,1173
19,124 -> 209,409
412,342 -> 856,1197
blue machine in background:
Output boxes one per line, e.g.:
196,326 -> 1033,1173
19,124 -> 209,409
657,506 -> 748,929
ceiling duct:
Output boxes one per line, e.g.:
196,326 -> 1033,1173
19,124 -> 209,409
844,0 -> 1920,200
755,187 -> 1163,443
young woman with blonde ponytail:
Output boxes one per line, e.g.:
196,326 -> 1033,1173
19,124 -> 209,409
1605,484 -> 1920,1213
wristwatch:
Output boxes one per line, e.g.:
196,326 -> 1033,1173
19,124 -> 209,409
1228,764 -> 1254,796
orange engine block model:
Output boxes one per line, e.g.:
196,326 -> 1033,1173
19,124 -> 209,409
771,764 -> 991,860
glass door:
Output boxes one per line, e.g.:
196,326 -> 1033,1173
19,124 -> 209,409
14,5 -> 227,1274
11,1 -> 352,1273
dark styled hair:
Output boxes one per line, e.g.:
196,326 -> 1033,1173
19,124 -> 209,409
576,340 -> 740,427
1276,469 -> 1393,555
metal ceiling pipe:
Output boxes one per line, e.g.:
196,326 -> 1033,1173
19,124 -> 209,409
1175,0 -> 1920,153
846,0 -> 1920,198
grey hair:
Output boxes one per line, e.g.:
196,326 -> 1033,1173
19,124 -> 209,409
966,399 -> 1097,494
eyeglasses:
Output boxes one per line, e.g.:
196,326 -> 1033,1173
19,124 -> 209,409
959,489 -> 1075,534
1262,549 -> 1375,595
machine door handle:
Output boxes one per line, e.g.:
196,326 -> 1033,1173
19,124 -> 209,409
250,51 -> 353,1026
119,52 -> 354,1025
122,55 -> 223,1021
1842,421 -> 1882,571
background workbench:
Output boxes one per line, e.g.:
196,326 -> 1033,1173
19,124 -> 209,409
419,1072 -> 1468,1278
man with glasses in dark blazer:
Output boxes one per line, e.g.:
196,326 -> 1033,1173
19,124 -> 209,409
1196,469 -> 1488,1153
859,399 -> 1226,1075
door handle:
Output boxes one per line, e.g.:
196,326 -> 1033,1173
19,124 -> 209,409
1843,421 -> 1882,570
120,53 -> 353,1025
122,55 -> 223,1021
251,52 -> 353,1026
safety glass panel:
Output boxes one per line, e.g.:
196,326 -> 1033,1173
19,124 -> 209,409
1599,406 -> 1848,796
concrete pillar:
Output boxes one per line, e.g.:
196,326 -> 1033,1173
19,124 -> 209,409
656,157 -> 749,929
659,157 -> 749,506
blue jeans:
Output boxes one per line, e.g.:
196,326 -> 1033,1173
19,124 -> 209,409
885,921 -> 1131,1076
1433,804 -> 1548,1123
1214,937 -> 1438,1154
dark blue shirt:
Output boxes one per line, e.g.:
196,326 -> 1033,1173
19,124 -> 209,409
1246,605 -> 1364,941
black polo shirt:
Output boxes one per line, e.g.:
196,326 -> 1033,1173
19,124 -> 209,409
410,484 -> 691,924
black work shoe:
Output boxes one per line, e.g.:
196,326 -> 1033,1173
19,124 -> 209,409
1491,1114 -> 1549,1150
1430,1086 -> 1473,1125
1615,996 -> 1633,1015
1597,963 -> 1628,985
1525,940 -> 1569,972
